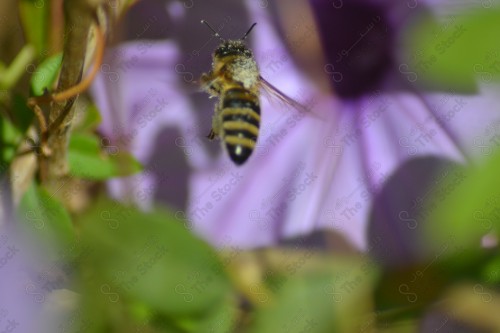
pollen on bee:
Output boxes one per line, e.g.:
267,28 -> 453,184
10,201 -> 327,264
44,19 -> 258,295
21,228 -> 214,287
230,57 -> 259,89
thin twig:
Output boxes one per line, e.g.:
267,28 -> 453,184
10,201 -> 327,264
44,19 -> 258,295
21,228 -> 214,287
32,104 -> 47,134
51,24 -> 105,103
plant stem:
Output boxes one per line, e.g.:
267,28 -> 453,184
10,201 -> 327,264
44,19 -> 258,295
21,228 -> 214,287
42,0 -> 94,193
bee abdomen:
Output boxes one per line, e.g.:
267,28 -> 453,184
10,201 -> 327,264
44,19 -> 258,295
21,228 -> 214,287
221,88 -> 260,165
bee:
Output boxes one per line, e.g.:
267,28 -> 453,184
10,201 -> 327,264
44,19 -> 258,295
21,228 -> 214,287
200,20 -> 306,165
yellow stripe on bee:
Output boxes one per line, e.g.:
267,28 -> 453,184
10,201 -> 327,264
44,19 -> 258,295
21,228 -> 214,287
221,108 -> 261,123
222,121 -> 259,136
225,136 -> 256,149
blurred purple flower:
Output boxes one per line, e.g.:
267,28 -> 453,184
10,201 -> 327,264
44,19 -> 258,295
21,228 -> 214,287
90,0 -> 500,251
0,224 -> 77,333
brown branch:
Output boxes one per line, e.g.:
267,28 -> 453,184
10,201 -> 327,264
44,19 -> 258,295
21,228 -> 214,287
41,0 -> 102,192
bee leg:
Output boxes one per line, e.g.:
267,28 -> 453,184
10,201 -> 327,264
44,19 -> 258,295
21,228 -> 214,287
201,73 -> 222,97
200,72 -> 212,86
207,129 -> 216,140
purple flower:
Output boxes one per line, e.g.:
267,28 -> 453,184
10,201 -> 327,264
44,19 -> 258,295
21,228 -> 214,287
90,0 -> 500,252
0,225 -> 78,333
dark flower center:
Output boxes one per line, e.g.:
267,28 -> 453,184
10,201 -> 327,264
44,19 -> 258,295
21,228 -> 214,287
310,0 -> 394,99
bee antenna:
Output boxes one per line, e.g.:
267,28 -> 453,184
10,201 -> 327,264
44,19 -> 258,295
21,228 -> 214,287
201,20 -> 225,42
241,23 -> 257,40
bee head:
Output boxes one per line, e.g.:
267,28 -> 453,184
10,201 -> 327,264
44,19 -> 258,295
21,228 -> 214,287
214,41 -> 253,58
201,20 -> 257,58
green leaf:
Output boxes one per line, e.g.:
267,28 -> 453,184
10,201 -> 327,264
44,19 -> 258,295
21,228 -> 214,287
423,151 -> 500,258
69,133 -> 101,155
480,255 -> 500,285
0,96 -> 34,165
406,9 -> 500,87
19,0 -> 49,57
196,299 -> 238,333
374,264 -> 452,322
74,275 -> 118,333
12,93 -> 35,133
17,182 -> 74,260
78,200 -> 233,318
68,133 -> 142,179
0,117 -> 21,164
30,53 -> 63,96
73,103 -> 102,132
377,319 -> 419,333
373,157 -> 500,319
0,94 -> 34,166
247,258 -> 376,333
109,152 -> 143,176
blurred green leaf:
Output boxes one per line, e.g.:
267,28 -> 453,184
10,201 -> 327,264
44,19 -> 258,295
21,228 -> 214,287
196,298 -> 238,333
377,319 -> 418,333
19,0 -> 49,56
0,94 -> 34,165
74,276 -> 118,333
69,133 -> 101,155
78,200 -> 233,320
480,255 -> 500,285
30,53 -> 63,96
125,289 -> 237,332
109,151 -> 143,175
0,115 -> 21,164
12,93 -> 35,133
247,258 -> 375,333
373,250 -> 494,323
407,9 -> 500,87
423,151 -> 500,258
17,182 -> 74,260
374,265 -> 447,322
73,103 -> 102,132
0,94 -> 34,163
68,133 -> 142,179
374,153 -> 500,322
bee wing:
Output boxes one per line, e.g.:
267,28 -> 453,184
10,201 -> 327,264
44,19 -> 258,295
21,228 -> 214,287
258,75 -> 309,113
